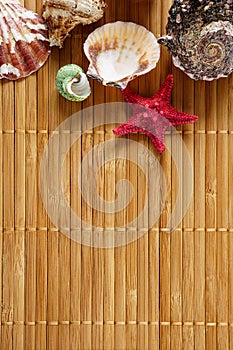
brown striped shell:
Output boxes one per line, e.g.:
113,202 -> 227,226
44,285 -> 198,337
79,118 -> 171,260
0,0 -> 50,80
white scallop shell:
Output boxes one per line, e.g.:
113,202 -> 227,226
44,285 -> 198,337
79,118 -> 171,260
43,0 -> 106,48
83,21 -> 160,89
0,0 -> 50,80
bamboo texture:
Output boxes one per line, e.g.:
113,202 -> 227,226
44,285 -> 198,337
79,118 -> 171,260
0,0 -> 232,349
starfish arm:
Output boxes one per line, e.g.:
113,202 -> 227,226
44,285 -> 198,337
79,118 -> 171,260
162,106 -> 198,124
150,74 -> 174,104
113,125 -> 134,135
113,120 -> 139,136
113,124 -> 166,153
147,133 -> 166,153
121,87 -> 150,106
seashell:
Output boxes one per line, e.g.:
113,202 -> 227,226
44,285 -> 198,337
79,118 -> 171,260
158,0 -> 233,81
42,0 -> 106,48
0,0 -> 50,80
83,21 -> 160,89
56,64 -> 91,102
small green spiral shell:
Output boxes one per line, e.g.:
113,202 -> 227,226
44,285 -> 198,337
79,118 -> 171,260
56,64 -> 91,102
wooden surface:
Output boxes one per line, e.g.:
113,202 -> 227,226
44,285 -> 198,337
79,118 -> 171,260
0,0 -> 232,349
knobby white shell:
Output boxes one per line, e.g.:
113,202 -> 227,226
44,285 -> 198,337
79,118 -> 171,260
84,21 -> 160,89
43,0 -> 106,48
0,0 -> 50,80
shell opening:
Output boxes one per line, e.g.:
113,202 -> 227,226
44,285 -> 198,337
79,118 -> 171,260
58,69 -> 91,101
65,76 -> 81,97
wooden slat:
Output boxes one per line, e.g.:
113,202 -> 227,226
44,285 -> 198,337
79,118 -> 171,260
170,63 -> 183,349
104,2 -> 116,349
137,2 -> 150,349
194,80 -> 206,350
159,1 -> 172,349
2,80 -> 14,349
47,45 -> 60,350
36,25 -> 49,349
58,33 -> 72,350
229,74 -> 233,350
125,1 -> 139,347
92,38 -> 105,349
182,77 -> 195,349
216,78 -> 229,350
80,71 -> 93,350
70,31 -> 83,350
14,78 -> 26,350
205,81 -> 217,350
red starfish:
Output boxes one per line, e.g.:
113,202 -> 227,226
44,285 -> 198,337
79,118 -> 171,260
113,74 -> 198,153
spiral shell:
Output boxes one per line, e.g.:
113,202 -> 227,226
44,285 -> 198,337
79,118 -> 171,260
56,64 -> 91,102
158,0 -> 233,81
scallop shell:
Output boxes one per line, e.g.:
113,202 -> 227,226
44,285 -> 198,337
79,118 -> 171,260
42,0 -> 106,48
0,0 -> 50,80
56,64 -> 91,102
158,0 -> 233,81
83,21 -> 161,89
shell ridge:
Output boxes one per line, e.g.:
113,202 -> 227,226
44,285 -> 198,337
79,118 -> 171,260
0,0 -> 50,80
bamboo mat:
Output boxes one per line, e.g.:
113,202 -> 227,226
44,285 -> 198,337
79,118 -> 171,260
0,0 -> 232,349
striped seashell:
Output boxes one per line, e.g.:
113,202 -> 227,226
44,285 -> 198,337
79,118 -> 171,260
0,0 -> 50,80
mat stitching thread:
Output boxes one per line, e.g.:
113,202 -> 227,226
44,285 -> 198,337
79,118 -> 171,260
0,130 -> 232,135
1,228 -> 233,233
0,321 -> 231,327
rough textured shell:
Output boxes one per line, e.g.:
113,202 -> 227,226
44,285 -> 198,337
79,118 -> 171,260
43,0 -> 106,48
56,64 -> 91,102
158,0 -> 233,81
83,21 -> 160,89
0,0 -> 50,80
